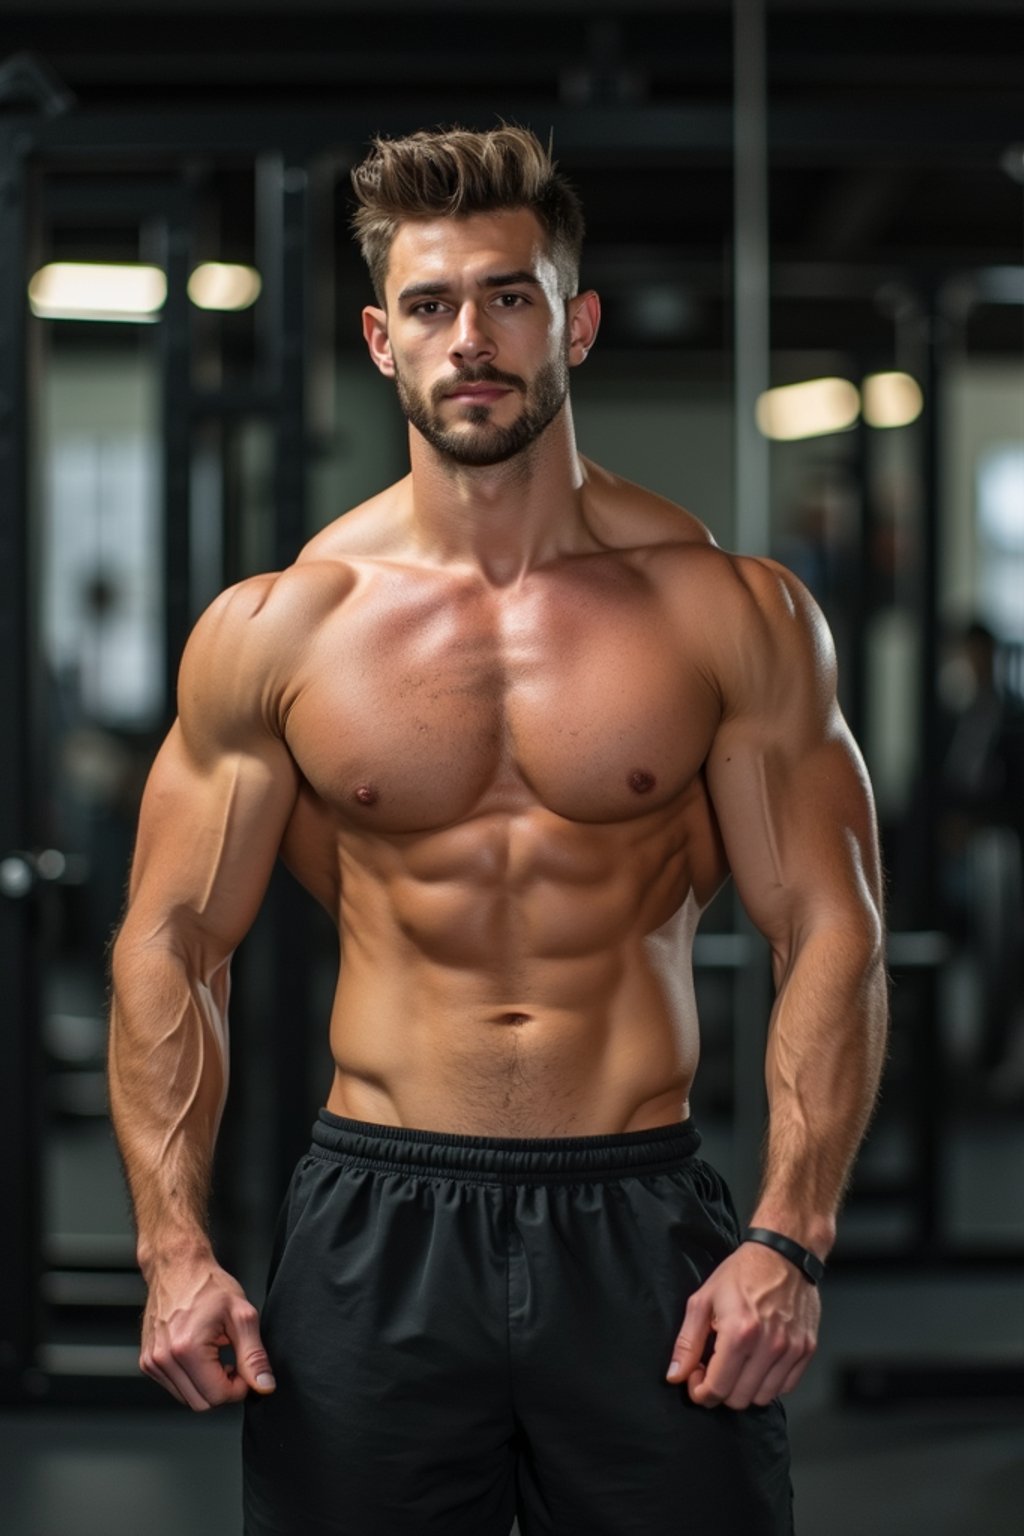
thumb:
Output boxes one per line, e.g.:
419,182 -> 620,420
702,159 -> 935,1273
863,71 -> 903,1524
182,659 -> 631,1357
666,1291 -> 712,1384
229,1301 -> 276,1394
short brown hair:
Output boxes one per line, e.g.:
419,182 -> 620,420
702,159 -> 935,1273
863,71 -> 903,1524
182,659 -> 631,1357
350,124 -> 585,305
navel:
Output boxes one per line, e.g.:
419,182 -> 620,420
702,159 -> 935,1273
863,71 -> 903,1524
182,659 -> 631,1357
353,783 -> 379,807
629,769 -> 656,794
493,1012 -> 532,1026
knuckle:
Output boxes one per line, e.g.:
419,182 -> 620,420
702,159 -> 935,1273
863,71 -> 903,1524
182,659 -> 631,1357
732,1320 -> 760,1349
234,1302 -> 259,1329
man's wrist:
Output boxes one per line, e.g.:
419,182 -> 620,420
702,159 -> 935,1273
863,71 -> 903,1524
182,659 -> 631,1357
741,1226 -> 825,1284
136,1232 -> 215,1280
748,1205 -> 835,1261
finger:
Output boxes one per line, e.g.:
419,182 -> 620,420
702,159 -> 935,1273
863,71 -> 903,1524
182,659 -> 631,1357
776,1341 -> 816,1399
227,1300 -> 276,1394
721,1341 -> 794,1410
666,1292 -> 713,1384
174,1331 -> 252,1407
748,1334 -> 815,1406
144,1347 -> 214,1412
688,1323 -> 756,1408
140,1355 -> 190,1408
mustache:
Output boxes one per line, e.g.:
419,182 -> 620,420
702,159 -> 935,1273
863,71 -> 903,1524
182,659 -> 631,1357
431,365 -> 526,405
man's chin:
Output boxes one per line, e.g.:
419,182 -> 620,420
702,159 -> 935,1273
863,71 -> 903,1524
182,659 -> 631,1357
438,438 -> 527,468
420,419 -> 533,468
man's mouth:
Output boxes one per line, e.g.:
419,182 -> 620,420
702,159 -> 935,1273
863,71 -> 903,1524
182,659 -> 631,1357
445,384 -> 513,402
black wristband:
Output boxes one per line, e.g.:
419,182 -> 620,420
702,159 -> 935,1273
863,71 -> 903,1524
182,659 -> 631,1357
741,1227 -> 825,1284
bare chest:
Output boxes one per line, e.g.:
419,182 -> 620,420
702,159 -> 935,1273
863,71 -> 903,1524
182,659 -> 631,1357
283,565 -> 719,832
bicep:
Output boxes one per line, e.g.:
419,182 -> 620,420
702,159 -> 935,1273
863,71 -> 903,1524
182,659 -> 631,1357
706,714 -> 880,952
702,564 -> 882,959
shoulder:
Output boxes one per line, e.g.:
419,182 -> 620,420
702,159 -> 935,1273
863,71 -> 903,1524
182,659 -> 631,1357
708,555 -> 837,718
178,560 -> 358,745
184,561 -> 357,668
636,544 -> 836,716
579,457 -> 718,552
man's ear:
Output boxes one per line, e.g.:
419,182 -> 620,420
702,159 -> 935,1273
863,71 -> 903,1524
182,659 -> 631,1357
362,306 -> 395,377
567,290 -> 601,366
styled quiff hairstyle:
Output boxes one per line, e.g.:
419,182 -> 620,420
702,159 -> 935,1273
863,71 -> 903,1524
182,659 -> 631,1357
350,124 -> 585,306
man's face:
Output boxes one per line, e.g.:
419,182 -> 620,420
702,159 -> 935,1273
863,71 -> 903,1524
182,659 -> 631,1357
368,209 -> 574,468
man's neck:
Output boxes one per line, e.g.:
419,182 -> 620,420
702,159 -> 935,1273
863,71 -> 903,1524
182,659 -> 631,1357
405,407 -> 594,586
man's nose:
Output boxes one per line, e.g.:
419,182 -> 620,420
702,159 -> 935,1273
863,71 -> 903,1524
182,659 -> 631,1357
449,302 -> 495,364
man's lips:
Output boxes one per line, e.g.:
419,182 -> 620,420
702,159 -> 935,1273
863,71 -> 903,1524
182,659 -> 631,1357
444,384 -> 513,402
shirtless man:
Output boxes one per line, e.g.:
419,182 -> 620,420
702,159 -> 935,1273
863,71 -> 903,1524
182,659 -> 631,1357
109,126 -> 887,1536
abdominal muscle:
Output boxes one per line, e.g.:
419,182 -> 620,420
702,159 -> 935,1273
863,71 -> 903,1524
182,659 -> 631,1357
319,808 -> 707,1139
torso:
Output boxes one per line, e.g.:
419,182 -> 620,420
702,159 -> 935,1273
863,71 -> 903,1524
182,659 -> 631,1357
266,467 -> 736,1136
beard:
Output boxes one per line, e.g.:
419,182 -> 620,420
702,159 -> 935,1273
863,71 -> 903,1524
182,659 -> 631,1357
394,354 -> 569,467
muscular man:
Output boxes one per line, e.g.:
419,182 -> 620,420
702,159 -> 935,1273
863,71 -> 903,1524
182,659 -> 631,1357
109,126 -> 887,1536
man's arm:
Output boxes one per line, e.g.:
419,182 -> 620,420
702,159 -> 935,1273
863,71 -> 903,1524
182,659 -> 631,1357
666,557 -> 887,1409
109,577 -> 301,1410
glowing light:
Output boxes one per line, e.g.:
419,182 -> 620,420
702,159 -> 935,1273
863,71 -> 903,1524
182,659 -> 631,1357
28,262 -> 166,323
188,262 -> 262,312
863,371 -> 923,429
978,445 -> 1024,552
755,377 -> 860,441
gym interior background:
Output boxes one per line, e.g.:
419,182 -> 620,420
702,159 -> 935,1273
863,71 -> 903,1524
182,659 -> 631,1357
1,1 -> 1022,1531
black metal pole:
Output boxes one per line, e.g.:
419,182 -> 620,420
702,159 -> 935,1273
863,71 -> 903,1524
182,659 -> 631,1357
0,122 -> 44,1402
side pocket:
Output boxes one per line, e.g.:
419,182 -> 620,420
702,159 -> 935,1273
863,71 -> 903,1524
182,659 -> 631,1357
689,1157 -> 743,1251
262,1154 -> 319,1308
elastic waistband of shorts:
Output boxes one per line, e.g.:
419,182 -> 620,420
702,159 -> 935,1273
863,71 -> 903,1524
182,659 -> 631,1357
310,1108 -> 702,1184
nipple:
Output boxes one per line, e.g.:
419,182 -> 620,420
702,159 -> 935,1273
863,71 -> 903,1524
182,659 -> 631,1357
629,770 -> 656,794
354,783 -> 379,807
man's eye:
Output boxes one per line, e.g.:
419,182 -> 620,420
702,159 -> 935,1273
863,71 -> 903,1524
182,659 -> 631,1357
412,301 -> 445,315
495,293 -> 527,308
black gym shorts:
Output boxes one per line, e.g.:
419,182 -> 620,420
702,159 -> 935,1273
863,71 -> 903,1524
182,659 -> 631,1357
242,1110 -> 794,1536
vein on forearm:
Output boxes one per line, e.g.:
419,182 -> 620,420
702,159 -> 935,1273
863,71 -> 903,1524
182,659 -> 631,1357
759,920 -> 887,1224
109,945 -> 230,1252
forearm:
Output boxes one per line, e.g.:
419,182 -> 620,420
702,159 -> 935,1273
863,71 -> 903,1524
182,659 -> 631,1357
108,931 -> 230,1274
750,923 -> 888,1258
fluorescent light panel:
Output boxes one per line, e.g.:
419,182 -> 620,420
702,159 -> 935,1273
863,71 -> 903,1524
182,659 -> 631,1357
28,262 -> 166,322
756,378 -> 861,442
188,262 -> 262,311
862,371 -> 923,428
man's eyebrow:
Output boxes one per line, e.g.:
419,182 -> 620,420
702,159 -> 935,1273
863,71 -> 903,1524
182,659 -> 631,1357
479,270 -> 541,289
396,270 -> 542,302
397,281 -> 451,302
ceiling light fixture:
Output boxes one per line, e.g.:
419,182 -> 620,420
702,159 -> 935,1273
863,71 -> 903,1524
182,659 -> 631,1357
755,377 -> 860,441
28,262 -> 167,323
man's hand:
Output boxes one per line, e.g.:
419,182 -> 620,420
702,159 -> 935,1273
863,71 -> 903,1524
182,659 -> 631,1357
665,1243 -> 819,1409
140,1253 -> 276,1411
